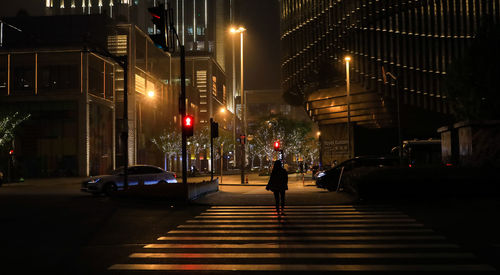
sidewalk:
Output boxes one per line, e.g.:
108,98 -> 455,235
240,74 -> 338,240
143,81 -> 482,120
193,173 -> 356,206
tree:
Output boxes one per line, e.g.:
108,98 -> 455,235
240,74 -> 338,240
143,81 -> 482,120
191,125 -> 210,169
151,128 -> 181,171
249,114 -> 315,169
0,112 -> 30,150
212,129 -> 234,171
444,17 -> 500,121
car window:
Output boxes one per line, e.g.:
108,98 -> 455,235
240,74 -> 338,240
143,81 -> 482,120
127,167 -> 142,175
111,167 -> 124,175
145,167 -> 163,174
133,166 -> 163,174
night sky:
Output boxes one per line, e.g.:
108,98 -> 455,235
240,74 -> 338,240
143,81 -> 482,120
238,0 -> 281,90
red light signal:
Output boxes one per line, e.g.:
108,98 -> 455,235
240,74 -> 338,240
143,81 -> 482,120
273,140 -> 280,151
183,115 -> 194,137
8,149 -> 14,155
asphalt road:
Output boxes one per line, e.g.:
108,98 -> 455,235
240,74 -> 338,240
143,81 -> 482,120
0,175 -> 498,274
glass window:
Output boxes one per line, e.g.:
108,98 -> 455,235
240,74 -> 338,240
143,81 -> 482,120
105,64 -> 114,100
89,54 -> 104,97
38,52 -> 80,93
0,55 -> 8,95
10,53 -> 35,94
135,31 -> 146,71
128,166 -> 142,175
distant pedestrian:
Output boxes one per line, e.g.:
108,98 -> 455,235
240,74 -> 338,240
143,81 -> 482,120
266,160 -> 288,215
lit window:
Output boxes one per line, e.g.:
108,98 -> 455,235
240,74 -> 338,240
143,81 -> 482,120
60,0 -> 64,8
46,0 -> 53,8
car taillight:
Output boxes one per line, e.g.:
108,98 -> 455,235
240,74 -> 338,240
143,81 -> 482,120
445,163 -> 453,167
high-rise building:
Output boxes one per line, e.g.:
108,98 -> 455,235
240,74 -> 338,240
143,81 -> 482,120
280,0 -> 500,163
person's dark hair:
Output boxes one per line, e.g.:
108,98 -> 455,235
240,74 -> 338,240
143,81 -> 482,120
272,160 -> 282,173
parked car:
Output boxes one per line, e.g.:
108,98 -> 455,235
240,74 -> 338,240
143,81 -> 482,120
316,156 -> 399,191
81,165 -> 177,196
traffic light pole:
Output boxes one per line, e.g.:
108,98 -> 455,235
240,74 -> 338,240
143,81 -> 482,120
210,118 -> 214,182
180,45 -> 188,187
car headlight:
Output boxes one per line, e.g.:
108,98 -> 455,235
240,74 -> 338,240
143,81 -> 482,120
317,172 -> 326,178
87,178 -> 101,184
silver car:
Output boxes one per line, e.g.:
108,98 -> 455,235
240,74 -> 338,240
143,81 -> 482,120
81,165 -> 177,196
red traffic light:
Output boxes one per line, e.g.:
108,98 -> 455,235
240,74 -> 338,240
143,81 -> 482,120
184,115 -> 193,127
273,140 -> 280,151
8,149 -> 14,155
183,115 -> 194,137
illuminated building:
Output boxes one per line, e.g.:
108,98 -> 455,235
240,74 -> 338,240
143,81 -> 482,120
280,0 -> 500,163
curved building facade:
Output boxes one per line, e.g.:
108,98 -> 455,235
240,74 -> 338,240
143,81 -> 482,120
281,0 -> 500,126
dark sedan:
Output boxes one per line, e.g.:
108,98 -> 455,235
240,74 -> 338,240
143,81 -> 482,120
316,156 -> 399,191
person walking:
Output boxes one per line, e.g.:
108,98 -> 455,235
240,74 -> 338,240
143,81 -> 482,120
266,160 -> 288,215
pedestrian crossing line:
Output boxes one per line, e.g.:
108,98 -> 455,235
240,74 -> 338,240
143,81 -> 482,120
200,211 -> 405,215
186,218 -> 419,223
195,215 -> 410,219
210,205 -> 393,208
143,243 -> 461,249
204,208 -> 402,214
108,205 -> 496,273
166,229 -> 434,234
109,263 -> 496,271
177,223 -> 427,228
157,236 -> 446,241
129,252 -> 476,259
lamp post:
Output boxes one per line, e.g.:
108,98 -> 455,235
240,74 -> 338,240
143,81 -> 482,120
230,26 -> 246,185
317,131 -> 322,169
345,56 -> 352,159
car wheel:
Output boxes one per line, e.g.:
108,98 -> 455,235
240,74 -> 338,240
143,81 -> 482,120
103,182 -> 117,196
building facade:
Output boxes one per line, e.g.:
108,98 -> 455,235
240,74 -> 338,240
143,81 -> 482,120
0,15 -> 184,177
280,0 -> 500,163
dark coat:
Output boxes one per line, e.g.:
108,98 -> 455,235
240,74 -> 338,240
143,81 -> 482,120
266,167 -> 288,192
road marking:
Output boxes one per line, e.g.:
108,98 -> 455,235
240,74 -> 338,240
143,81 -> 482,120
204,208 -> 402,214
157,235 -> 446,241
186,218 -> 418,223
178,223 -> 426,228
143,243 -> 461,249
167,229 -> 434,234
108,205 -> 495,273
200,211 -> 405,215
210,205 -> 393,209
129,252 -> 475,258
109,264 -> 495,271
195,215 -> 410,219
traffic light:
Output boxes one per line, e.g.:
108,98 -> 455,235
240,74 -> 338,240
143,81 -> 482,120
273,140 -> 281,151
210,120 -> 219,139
183,115 -> 194,137
240,135 -> 246,144
148,4 -> 168,51
8,149 -> 14,155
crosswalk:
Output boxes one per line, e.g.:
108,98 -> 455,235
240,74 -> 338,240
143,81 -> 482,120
109,205 -> 495,272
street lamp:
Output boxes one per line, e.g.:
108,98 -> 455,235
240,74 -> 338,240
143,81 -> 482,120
230,26 -> 246,185
147,90 -> 155,98
345,56 -> 352,159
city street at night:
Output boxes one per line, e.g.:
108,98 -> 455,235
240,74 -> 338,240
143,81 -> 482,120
2,0 -> 500,273
0,174 -> 499,273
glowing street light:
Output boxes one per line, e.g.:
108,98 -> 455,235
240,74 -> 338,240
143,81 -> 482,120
230,25 -> 247,185
345,56 -> 352,159
147,90 -> 155,98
